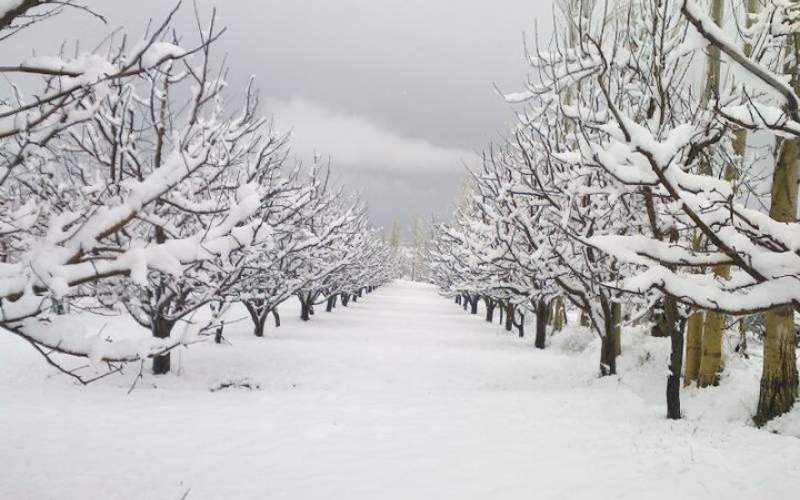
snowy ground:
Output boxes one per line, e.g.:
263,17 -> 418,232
2,280 -> 799,500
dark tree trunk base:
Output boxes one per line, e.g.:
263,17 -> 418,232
535,300 -> 547,349
665,296 -> 683,419
152,353 -> 170,375
599,335 -> 617,377
273,309 -> 281,327
666,374 -> 681,419
505,304 -> 514,332
151,318 -> 174,375
326,295 -> 337,312
754,377 -> 798,427
253,320 -> 266,337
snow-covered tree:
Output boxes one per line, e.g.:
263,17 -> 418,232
0,3 -> 250,377
0,2 -> 396,381
429,0 -> 800,423
515,0 -> 799,422
50,10 -> 295,374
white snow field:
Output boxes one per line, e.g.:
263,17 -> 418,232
2,280 -> 800,500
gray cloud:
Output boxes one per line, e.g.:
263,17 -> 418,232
268,97 -> 476,174
0,0 -> 553,232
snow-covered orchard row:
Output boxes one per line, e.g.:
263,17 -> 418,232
0,1 -> 399,382
2,281 -> 799,499
428,0 -> 800,426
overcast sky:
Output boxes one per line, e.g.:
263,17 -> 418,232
7,0 -> 553,235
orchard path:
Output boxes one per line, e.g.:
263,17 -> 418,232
1,281 -> 799,499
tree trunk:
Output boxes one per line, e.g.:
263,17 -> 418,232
651,308 -> 671,338
755,305 -> 798,426
470,297 -> 478,315
535,299 -> 547,349
580,311 -> 591,328
253,316 -> 267,337
462,295 -> 469,311
664,297 -> 684,419
683,311 -> 704,386
485,299 -> 495,323
755,30 -> 800,425
151,317 -> 174,375
272,308 -> 281,327
691,0 -> 726,389
151,225 -> 172,374
341,294 -> 350,307
736,319 -> 748,358
498,303 -> 504,325
152,354 -> 170,375
300,299 -> 311,321
516,312 -> 525,338
599,298 -> 617,377
697,309 -> 723,387
612,301 -> 622,357
505,303 -> 514,332
326,295 -> 336,312
244,301 -> 266,337
599,334 -> 616,377
551,297 -> 566,331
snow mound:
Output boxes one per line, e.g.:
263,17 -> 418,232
550,325 -> 595,354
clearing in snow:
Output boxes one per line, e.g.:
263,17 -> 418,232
1,280 -> 799,499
